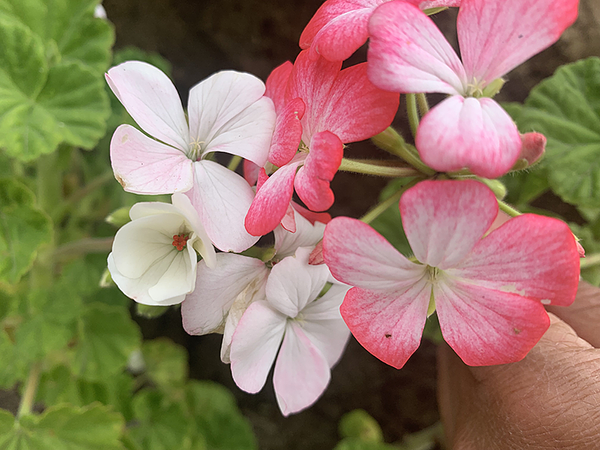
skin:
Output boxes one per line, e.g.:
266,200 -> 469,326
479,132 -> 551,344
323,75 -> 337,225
438,280 -> 600,449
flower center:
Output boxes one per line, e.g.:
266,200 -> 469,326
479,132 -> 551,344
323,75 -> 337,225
188,137 -> 205,161
172,233 -> 190,251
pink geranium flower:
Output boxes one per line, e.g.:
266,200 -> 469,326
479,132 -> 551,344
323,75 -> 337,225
323,180 -> 580,368
244,50 -> 399,236
106,61 -> 276,252
299,0 -> 461,62
367,0 -> 578,178
229,256 -> 350,416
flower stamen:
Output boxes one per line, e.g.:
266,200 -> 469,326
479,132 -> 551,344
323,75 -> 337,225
172,233 -> 190,251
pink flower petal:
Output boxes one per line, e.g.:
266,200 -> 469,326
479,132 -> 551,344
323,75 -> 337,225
268,97 -> 305,167
265,61 -> 294,113
459,0 -> 578,85
323,217 -> 426,290
273,322 -> 331,416
416,96 -> 522,178
274,208 -> 326,259
188,71 -> 274,166
181,253 -> 269,335
434,279 -> 550,366
106,61 -> 190,151
295,131 -> 343,212
187,160 -> 259,253
450,214 -> 580,306
400,180 -> 498,269
245,160 -> 302,237
110,125 -> 193,194
341,284 -> 431,369
230,301 -> 286,393
243,160 -> 260,186
367,1 -> 467,95
292,202 -> 332,225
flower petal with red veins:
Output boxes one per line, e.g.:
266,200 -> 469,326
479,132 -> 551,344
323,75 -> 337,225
181,253 -> 269,335
295,131 -> 343,212
110,125 -> 193,194
230,301 -> 287,393
292,202 -> 332,225
265,61 -> 294,113
245,161 -> 302,236
341,284 -> 431,369
368,1 -> 467,95
434,280 -> 550,366
450,214 -> 580,306
106,61 -> 190,152
268,97 -> 305,167
273,322 -> 331,416
400,180 -> 498,269
416,96 -> 522,178
323,217 -> 426,291
459,0 -> 579,85
187,160 -> 259,253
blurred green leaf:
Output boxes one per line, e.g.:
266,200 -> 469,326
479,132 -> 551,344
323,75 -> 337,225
339,409 -> 384,443
72,302 -> 142,381
570,223 -> 600,286
135,303 -> 170,319
334,439 -> 396,450
0,178 -> 52,284
142,338 -> 188,390
508,57 -> 600,208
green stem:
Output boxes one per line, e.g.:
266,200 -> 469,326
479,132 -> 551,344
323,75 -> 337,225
361,178 -> 421,224
339,158 -> 420,178
416,93 -> 430,115
406,94 -> 419,139
580,253 -> 600,270
54,171 -> 114,223
53,237 -> 114,260
371,127 -> 436,176
18,362 -> 42,418
227,155 -> 242,171
497,199 -> 521,217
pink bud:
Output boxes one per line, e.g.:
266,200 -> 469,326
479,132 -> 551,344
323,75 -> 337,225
519,132 -> 546,166
576,241 -> 586,258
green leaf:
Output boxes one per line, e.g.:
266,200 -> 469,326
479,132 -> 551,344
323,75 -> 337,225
184,381 -> 257,450
0,178 -> 52,284
570,223 -> 600,286
511,57 -> 600,208
142,338 -> 188,390
0,0 -> 114,74
0,403 -> 125,450
72,303 -> 142,381
339,409 -> 384,443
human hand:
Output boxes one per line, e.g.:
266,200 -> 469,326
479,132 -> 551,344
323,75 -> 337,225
438,280 -> 600,450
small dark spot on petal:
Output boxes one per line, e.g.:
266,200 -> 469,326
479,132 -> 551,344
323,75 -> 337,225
115,174 -> 126,188
385,333 -> 392,339
518,34 -> 523,39
513,328 -> 521,335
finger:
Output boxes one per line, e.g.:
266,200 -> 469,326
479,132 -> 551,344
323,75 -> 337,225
546,280 -> 600,347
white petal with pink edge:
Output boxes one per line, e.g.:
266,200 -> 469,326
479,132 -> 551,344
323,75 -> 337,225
106,61 -> 190,151
110,125 -> 193,195
274,208 -> 326,259
368,1 -> 467,95
187,160 -> 259,253
434,278 -> 550,366
449,214 -> 580,306
400,180 -> 498,269
341,283 -> 431,369
273,321 -> 331,416
323,217 -> 426,291
416,96 -> 522,178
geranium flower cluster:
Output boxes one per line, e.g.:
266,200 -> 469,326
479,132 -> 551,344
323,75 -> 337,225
106,0 -> 581,416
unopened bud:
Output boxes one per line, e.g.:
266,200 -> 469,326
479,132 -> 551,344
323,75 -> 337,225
576,240 -> 586,258
105,206 -> 131,227
510,132 -> 546,171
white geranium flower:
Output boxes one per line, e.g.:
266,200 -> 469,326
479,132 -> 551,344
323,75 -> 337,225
108,193 -> 216,306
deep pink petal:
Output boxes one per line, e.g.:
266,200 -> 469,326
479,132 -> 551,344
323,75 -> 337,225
459,0 -> 578,85
400,179 -> 498,269
245,161 -> 302,236
323,217 -> 426,290
106,61 -> 189,151
110,125 -> 193,194
273,322 -> 331,416
341,284 -> 431,369
268,97 -> 305,167
230,301 -> 286,393
187,160 -> 259,253
450,214 -> 580,306
265,61 -> 294,113
181,253 -> 269,335
292,202 -> 332,225
416,96 -> 522,178
435,279 -> 550,366
295,131 -> 343,212
368,2 -> 467,95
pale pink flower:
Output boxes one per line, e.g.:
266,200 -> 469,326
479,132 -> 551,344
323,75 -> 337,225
299,0 -> 461,62
229,256 -> 350,416
367,0 -> 578,178
323,180 -> 580,368
106,61 -> 276,252
244,50 -> 399,236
